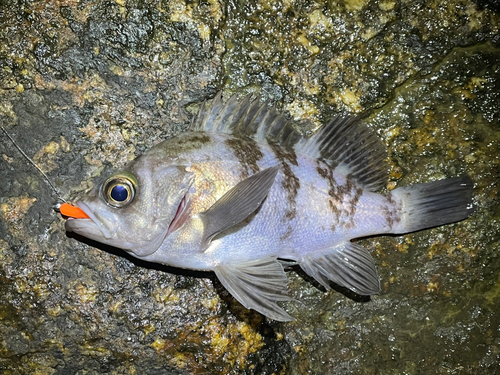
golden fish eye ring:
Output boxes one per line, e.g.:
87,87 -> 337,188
101,172 -> 137,208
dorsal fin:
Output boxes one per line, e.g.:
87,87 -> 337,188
189,92 -> 302,147
191,93 -> 388,191
295,115 -> 388,191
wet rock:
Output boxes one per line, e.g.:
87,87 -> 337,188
1,0 -> 499,373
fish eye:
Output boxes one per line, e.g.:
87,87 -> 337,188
101,172 -> 137,208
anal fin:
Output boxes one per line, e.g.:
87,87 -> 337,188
214,257 -> 294,321
299,242 -> 380,296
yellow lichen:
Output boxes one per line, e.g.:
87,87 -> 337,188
308,9 -> 333,33
379,1 -> 395,11
151,318 -> 264,371
151,336 -> 167,351
1,196 -> 37,236
169,0 -> 193,23
345,0 -> 368,12
285,99 -> 319,124
84,154 -> 103,167
73,282 -> 98,304
293,345 -> 307,353
336,317 -> 347,330
143,323 -> 156,336
408,127 -> 436,153
465,153 -> 476,163
483,270 -> 500,305
209,327 -> 231,356
172,352 -> 188,368
59,73 -> 107,107
442,290 -> 452,298
47,304 -> 63,317
197,23 -> 211,41
465,3 -> 485,31
110,64 -> 126,76
14,273 -> 34,294
339,88 -> 362,112
37,141 -> 60,156
394,236 -> 412,253
0,239 -> 9,263
33,282 -> 51,298
154,285 -> 179,303
32,136 -> 70,173
427,281 -> 439,293
168,0 -> 222,42
109,298 -> 123,313
238,321 -> 264,351
297,34 -> 320,55
361,27 -> 379,41
120,127 -> 139,142
59,136 -> 70,152
466,76 -> 487,91
82,343 -> 111,357
2,154 -> 14,163
0,101 -> 16,120
201,296 -> 220,310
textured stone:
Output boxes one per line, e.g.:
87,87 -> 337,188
1,0 -> 499,373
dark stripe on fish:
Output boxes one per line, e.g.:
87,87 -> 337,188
382,193 -> 400,230
163,133 -> 212,157
316,161 -> 363,230
225,137 -> 263,179
269,142 -> 299,222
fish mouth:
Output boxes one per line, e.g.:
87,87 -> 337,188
166,193 -> 191,236
65,202 -> 114,239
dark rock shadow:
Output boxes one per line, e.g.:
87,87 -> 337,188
66,231 -> 282,328
66,232 -> 373,325
65,231 -> 211,279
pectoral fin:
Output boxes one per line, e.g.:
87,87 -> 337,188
299,242 -> 381,295
199,166 -> 279,248
214,257 -> 294,321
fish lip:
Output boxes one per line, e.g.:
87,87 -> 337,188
70,201 -> 114,239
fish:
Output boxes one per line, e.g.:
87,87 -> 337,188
62,92 -> 475,321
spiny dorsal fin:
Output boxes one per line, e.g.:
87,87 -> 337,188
189,92 -> 302,147
295,115 -> 388,191
191,93 -> 388,191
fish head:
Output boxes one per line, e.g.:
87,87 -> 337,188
65,157 -> 194,257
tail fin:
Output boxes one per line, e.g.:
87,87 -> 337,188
391,176 -> 475,234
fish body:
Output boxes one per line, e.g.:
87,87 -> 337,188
65,93 -> 474,321
138,133 -> 389,267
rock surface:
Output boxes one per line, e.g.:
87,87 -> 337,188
1,0 -> 499,373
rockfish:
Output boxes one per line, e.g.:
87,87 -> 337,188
61,93 -> 474,321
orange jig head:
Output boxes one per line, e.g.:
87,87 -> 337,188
59,203 -> 90,219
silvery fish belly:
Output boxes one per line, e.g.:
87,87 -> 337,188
64,93 -> 475,321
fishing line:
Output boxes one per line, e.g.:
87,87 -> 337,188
1,125 -> 67,206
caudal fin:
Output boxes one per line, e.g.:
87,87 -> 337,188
391,176 -> 475,234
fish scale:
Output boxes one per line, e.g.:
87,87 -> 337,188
63,92 -> 474,321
